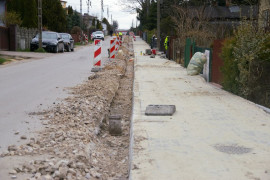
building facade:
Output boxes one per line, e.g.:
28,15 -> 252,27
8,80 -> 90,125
259,0 -> 270,29
60,0 -> 68,14
0,0 -> 6,26
60,0 -> 67,8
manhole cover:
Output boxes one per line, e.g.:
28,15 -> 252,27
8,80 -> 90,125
145,105 -> 176,116
214,144 -> 252,154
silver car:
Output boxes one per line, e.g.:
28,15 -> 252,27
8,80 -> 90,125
92,31 -> 104,41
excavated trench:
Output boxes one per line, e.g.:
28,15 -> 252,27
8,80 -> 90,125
0,36 -> 134,180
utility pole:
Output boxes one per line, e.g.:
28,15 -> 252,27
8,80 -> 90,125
80,0 -> 83,43
157,0 -> 161,50
38,0 -> 42,49
107,7 -> 109,19
87,0 -> 91,15
146,0 -> 150,16
101,0 -> 104,20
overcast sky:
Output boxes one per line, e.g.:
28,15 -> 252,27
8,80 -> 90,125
66,0 -> 138,29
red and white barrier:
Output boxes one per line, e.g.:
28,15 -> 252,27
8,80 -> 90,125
110,39 -> 116,59
85,35 -> 88,44
116,37 -> 120,52
93,39 -> 102,66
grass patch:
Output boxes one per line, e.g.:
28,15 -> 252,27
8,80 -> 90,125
18,48 -> 47,53
35,48 -> 47,53
17,48 -> 31,52
0,57 -> 10,65
75,42 -> 83,46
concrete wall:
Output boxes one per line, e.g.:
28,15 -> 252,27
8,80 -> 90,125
15,26 -> 37,50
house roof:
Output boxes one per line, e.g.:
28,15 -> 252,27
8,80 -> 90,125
188,5 -> 258,20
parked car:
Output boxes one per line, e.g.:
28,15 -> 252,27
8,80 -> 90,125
91,31 -> 104,41
59,33 -> 74,52
30,31 -> 65,53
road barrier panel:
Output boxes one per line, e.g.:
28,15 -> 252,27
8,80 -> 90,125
85,34 -> 88,44
116,37 -> 120,52
91,39 -> 102,72
110,39 -> 116,60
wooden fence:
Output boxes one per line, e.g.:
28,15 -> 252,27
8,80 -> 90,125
0,25 -> 37,51
0,26 -> 9,50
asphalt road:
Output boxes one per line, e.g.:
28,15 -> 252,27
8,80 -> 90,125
0,38 -> 110,153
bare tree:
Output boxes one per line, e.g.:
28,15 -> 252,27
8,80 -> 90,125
170,5 -> 217,60
120,0 -> 146,13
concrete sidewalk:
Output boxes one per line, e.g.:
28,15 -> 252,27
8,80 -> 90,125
129,37 -> 270,180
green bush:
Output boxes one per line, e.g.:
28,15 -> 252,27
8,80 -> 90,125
221,21 -> 270,105
220,38 -> 240,95
0,11 -> 22,27
233,22 -> 270,98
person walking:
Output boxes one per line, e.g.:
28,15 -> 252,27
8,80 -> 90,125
110,30 -> 113,37
119,32 -> 123,40
164,36 -> 169,58
151,35 -> 156,49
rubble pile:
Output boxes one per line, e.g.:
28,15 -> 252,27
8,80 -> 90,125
1,36 -> 134,180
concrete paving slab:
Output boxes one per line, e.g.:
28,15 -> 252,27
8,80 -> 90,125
91,67 -> 102,72
129,37 -> 270,180
145,105 -> 176,116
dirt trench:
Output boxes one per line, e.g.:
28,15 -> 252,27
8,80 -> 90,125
0,36 -> 134,180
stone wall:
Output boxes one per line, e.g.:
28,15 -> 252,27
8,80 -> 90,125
15,26 -> 37,50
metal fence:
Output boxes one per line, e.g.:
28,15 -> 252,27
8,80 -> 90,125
184,38 -> 213,82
